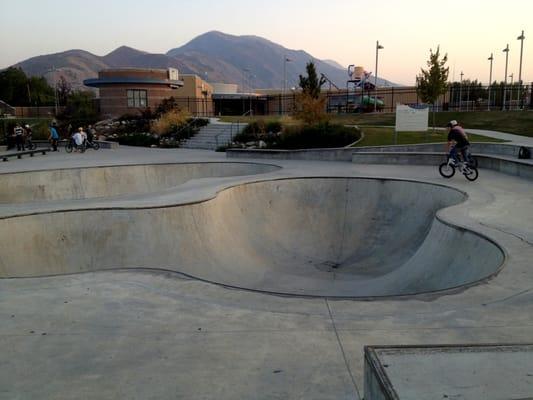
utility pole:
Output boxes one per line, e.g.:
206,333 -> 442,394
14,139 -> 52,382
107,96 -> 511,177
502,44 -> 510,110
459,71 -> 464,111
487,53 -> 493,110
517,30 -> 525,108
374,40 -> 384,112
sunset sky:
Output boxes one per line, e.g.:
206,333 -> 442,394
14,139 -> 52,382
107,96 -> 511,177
1,0 -> 531,85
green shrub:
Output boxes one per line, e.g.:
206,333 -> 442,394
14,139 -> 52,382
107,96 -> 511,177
114,133 -> 159,147
266,120 -> 282,133
272,123 -> 360,149
236,119 -> 283,143
188,118 -> 209,128
151,110 -> 190,136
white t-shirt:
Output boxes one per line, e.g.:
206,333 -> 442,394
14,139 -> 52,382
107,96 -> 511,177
73,132 -> 83,146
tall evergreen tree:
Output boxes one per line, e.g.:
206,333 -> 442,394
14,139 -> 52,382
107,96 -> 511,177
298,62 -> 326,99
417,47 -> 449,131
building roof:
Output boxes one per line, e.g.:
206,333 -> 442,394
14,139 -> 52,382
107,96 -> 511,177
83,77 -> 183,88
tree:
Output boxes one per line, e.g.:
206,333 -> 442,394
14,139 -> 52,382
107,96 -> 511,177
0,67 -> 55,106
27,76 -> 55,106
57,90 -> 98,127
417,46 -> 449,131
294,62 -> 329,125
155,96 -> 181,117
298,62 -> 326,99
56,76 -> 72,106
0,67 -> 30,106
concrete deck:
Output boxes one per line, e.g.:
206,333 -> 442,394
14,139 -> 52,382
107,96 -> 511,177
365,344 -> 533,399
1,146 -> 532,399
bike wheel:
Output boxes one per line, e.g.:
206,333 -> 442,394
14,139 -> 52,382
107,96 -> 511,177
439,162 -> 455,178
27,142 -> 36,150
92,142 -> 100,150
464,166 -> 479,181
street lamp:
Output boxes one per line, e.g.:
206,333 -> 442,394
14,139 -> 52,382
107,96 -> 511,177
374,40 -> 384,112
244,68 -> 254,115
517,30 -> 525,108
502,44 -> 509,110
459,71 -> 464,111
509,73 -> 514,108
487,53 -> 494,110
282,56 -> 292,115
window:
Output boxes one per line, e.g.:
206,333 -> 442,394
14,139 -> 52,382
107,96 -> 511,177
127,90 -> 147,107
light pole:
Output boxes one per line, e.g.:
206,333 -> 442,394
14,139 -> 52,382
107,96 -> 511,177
487,53 -> 494,110
282,56 -> 291,115
374,40 -> 384,112
509,73 -> 514,108
502,44 -> 509,110
517,30 -> 525,108
245,69 -> 254,115
459,71 -> 464,111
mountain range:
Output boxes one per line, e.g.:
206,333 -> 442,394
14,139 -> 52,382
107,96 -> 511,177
11,31 -> 398,91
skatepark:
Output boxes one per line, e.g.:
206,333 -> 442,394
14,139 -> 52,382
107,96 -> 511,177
1,142 -> 533,399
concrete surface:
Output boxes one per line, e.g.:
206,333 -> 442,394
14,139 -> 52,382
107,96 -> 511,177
0,162 -> 279,203
0,178 -> 503,297
227,146 -> 358,161
351,152 -> 533,180
0,146 -> 532,399
365,344 -> 533,399
351,141 -> 533,158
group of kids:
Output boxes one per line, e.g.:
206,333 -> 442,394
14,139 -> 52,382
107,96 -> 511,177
49,123 -> 98,152
10,123 -> 35,151
9,122 -> 97,153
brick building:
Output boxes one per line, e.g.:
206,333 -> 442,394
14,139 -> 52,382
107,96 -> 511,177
84,68 -> 184,117
170,74 -> 213,116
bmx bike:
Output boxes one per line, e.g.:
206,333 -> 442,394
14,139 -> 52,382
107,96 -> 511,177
439,155 -> 478,181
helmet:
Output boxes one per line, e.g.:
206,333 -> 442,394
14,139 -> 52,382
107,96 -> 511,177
25,124 -> 30,128
447,120 -> 458,128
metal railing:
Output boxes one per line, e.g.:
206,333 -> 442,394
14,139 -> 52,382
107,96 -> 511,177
172,116 -> 202,142
214,110 -> 252,148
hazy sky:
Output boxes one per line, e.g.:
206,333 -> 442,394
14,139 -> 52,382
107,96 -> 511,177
1,0 -> 531,85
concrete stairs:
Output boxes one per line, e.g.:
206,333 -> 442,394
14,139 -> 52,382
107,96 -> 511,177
181,122 -> 248,150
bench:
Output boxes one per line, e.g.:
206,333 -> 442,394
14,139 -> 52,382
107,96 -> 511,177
2,148 -> 51,162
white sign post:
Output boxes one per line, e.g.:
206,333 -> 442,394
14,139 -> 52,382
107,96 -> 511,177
394,104 -> 429,144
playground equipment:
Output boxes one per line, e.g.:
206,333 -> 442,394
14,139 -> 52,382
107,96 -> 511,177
345,65 -> 384,112
320,68 -> 385,113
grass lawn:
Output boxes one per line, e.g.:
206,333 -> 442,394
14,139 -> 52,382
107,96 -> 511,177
332,110 -> 533,137
353,127 -> 506,147
220,110 -> 533,137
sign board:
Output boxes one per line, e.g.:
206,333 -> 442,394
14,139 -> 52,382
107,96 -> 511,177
395,104 -> 429,132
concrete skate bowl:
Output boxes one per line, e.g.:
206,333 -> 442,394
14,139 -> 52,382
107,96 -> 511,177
0,162 -> 280,203
0,178 -> 504,298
